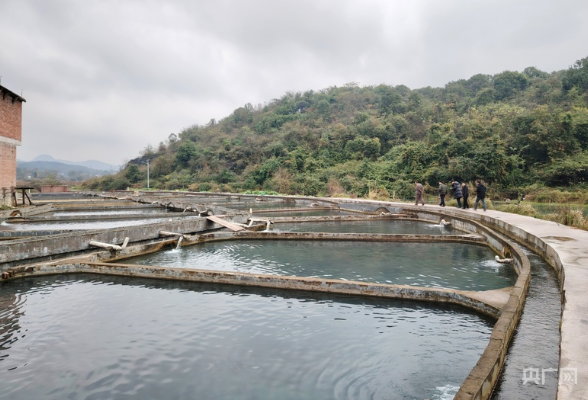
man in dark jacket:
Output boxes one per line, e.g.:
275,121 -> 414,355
438,181 -> 447,207
451,180 -> 463,208
474,180 -> 487,211
461,182 -> 469,209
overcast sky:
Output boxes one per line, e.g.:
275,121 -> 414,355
1,0 -> 587,167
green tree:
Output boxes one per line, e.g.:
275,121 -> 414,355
523,66 -> 549,79
562,56 -> 588,92
465,74 -> 492,95
571,107 -> 588,149
539,152 -> 588,185
125,164 -> 142,183
513,107 -> 579,166
474,88 -> 496,106
176,141 -> 198,167
250,157 -> 282,186
345,137 -> 381,160
493,71 -> 529,100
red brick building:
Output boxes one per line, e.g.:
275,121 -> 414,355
0,84 -> 26,205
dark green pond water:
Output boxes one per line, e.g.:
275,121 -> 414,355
223,200 -> 300,210
124,241 -> 516,290
273,219 -> 459,235
257,210 -> 360,217
0,275 -> 494,400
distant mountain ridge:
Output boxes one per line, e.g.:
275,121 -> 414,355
16,154 -> 119,182
29,154 -> 119,171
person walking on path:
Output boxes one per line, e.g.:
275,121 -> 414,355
438,181 -> 447,207
451,180 -> 463,208
474,180 -> 487,211
461,182 -> 470,209
414,181 -> 425,206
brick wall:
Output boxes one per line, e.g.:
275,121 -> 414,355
0,93 -> 23,142
41,185 -> 69,193
0,85 -> 25,205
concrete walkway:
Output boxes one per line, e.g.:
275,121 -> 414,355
459,207 -> 587,400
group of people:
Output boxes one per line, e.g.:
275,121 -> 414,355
414,180 -> 487,211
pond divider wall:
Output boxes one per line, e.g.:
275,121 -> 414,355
4,262 -> 503,318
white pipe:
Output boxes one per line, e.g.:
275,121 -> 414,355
159,230 -> 186,238
89,240 -> 122,251
495,255 -> 513,263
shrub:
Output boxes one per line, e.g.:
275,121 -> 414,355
544,206 -> 588,229
367,185 -> 390,201
534,189 -> 568,203
327,178 -> 347,197
267,168 -> 293,195
387,180 -> 414,202
494,203 -> 537,217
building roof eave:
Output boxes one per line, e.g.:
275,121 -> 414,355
0,84 -> 26,103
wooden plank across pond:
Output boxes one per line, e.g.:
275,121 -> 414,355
206,215 -> 246,232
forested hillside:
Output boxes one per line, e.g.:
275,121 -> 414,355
83,56 -> 588,201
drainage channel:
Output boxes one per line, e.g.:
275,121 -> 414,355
490,248 -> 561,400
